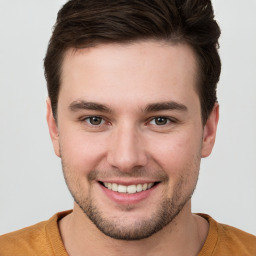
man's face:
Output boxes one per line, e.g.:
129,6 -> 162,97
47,41 -> 217,240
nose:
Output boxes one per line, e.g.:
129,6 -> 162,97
107,123 -> 148,172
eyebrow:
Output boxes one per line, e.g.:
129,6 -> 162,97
69,101 -> 112,113
144,101 -> 188,113
69,100 -> 188,114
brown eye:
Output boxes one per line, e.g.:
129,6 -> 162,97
153,117 -> 169,126
86,116 -> 103,125
156,117 -> 167,125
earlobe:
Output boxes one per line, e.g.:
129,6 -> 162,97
46,98 -> 61,157
201,103 -> 219,158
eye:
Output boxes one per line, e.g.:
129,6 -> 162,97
85,116 -> 105,126
149,117 -> 171,126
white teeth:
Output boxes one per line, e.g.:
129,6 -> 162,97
102,182 -> 155,194
127,185 -> 137,194
142,183 -> 148,191
148,183 -> 154,189
118,185 -> 127,193
136,184 -> 143,192
112,183 -> 118,192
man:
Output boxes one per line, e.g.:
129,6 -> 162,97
0,0 -> 255,255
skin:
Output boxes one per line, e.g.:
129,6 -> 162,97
47,41 -> 219,256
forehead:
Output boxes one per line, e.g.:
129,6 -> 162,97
59,41 -> 199,111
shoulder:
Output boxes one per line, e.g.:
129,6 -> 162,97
0,220 -> 49,256
0,211 -> 71,256
217,222 -> 256,254
198,213 -> 256,256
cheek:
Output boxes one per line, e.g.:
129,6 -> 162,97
59,127 -> 108,173
148,132 -> 202,198
148,130 -> 202,174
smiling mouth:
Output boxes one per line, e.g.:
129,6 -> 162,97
99,182 -> 159,194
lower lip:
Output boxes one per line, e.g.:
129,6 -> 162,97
100,183 -> 158,205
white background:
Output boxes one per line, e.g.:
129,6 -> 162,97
0,0 -> 255,236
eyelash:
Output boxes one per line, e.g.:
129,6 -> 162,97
81,116 -> 107,127
80,116 -> 177,128
147,116 -> 175,126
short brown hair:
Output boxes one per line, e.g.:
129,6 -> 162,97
44,0 -> 221,125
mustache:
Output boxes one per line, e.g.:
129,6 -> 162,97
87,167 -> 169,182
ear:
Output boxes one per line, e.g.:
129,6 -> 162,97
201,103 -> 219,158
46,98 -> 61,157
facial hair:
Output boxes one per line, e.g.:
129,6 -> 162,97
61,156 -> 200,241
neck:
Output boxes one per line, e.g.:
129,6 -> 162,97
59,202 -> 209,256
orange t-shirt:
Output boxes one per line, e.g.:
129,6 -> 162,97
0,211 -> 255,256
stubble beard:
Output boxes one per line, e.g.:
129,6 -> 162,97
61,160 -> 200,241
74,187 -> 195,240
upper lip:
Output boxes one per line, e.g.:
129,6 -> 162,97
98,180 -> 158,186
